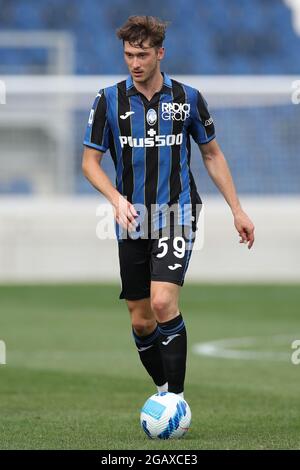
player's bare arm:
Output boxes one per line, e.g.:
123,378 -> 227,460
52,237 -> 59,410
82,146 -> 137,231
199,139 -> 255,249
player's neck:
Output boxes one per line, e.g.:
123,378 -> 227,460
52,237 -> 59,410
132,69 -> 164,101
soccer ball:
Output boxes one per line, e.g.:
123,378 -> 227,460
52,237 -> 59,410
140,392 -> 191,439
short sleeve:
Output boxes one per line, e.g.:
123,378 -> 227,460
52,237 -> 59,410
190,90 -> 216,145
83,89 -> 110,152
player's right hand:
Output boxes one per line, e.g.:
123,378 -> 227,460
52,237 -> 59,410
112,194 -> 138,232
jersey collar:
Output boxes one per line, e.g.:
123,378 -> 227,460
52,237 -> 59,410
126,72 -> 172,97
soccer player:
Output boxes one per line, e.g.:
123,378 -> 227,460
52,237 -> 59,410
82,16 -> 255,398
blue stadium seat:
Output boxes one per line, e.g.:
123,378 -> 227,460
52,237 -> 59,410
1,0 -> 299,194
1,0 -> 299,74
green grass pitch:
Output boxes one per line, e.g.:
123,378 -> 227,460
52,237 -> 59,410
0,284 -> 300,450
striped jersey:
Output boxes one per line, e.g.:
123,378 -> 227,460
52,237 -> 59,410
83,72 -> 215,237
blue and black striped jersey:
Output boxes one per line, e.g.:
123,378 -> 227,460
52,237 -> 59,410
84,72 -> 215,237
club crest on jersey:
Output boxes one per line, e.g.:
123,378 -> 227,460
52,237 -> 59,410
161,102 -> 190,121
146,108 -> 157,126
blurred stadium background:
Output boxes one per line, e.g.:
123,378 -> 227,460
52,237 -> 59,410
0,0 -> 300,450
0,0 -> 299,282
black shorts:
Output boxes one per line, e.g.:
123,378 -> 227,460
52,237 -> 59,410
118,225 -> 197,300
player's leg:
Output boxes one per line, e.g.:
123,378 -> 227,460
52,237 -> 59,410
118,238 -> 166,390
150,281 -> 187,397
126,297 -> 167,391
150,224 -> 197,397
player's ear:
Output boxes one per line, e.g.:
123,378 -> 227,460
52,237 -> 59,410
157,47 -> 165,61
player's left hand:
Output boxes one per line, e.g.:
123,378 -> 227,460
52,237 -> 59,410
233,209 -> 255,249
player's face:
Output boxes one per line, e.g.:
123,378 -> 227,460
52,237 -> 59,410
123,40 -> 164,83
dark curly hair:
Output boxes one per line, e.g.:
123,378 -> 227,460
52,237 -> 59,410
116,15 -> 168,49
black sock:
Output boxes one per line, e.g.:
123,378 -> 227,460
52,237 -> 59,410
158,313 -> 187,394
132,325 -> 167,387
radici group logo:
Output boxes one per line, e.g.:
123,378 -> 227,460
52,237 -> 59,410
161,102 -> 190,121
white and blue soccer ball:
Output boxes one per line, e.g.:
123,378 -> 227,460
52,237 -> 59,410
140,392 -> 191,439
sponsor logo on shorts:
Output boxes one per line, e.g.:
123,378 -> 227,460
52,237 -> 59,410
168,263 -> 182,271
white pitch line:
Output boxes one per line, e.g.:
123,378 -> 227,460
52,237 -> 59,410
192,335 -> 300,361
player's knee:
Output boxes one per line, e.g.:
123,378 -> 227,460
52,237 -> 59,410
132,318 -> 156,337
151,295 -> 173,320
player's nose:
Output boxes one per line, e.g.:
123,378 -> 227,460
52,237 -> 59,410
132,57 -> 140,69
